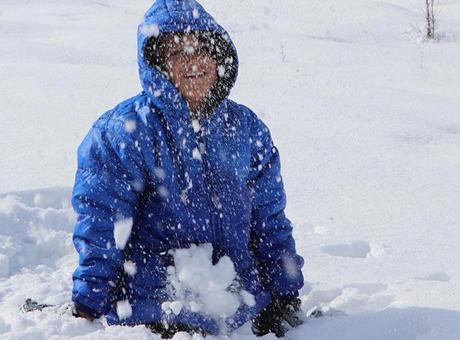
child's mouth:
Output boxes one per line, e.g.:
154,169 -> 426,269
185,72 -> 205,79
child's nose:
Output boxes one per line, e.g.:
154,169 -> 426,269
184,57 -> 203,70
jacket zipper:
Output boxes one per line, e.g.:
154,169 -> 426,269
195,124 -> 222,246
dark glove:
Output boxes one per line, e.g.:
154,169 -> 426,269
147,322 -> 206,339
252,296 -> 304,337
74,310 -> 95,321
72,302 -> 101,321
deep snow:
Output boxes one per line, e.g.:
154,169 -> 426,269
1,0 -> 460,339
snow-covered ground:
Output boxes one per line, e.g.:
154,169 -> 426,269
1,0 -> 460,338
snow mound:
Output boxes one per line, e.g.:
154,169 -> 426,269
0,188 -> 159,339
0,188 -> 76,277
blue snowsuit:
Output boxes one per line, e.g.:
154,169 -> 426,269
72,0 -> 304,334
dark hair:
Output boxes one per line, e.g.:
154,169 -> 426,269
143,31 -> 237,116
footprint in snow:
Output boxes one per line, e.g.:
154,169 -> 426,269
320,240 -> 373,258
416,272 -> 451,282
302,282 -> 394,316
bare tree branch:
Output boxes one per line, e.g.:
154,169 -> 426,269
426,0 -> 435,39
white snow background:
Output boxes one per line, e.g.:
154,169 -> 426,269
1,0 -> 460,339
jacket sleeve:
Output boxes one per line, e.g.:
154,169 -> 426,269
71,114 -> 146,316
247,114 -> 304,298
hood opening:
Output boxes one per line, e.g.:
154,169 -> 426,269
143,31 -> 238,118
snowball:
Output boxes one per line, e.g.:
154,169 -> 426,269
153,167 -> 166,180
241,290 -> 256,307
217,65 -> 226,78
136,106 -> 150,115
124,119 -> 136,133
157,185 -> 170,199
192,119 -> 201,133
167,244 -> 242,319
192,148 -> 202,161
170,301 -> 183,315
141,23 -> 160,38
123,260 -> 137,277
113,217 -> 133,250
116,300 -> 132,320
189,301 -> 201,313
161,301 -> 172,314
282,255 -> 300,279
131,179 -> 144,192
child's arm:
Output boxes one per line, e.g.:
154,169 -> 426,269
71,114 -> 146,318
247,113 -> 304,299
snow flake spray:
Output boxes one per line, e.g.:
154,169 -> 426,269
162,244 -> 256,331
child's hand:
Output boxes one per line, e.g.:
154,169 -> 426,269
251,296 -> 303,337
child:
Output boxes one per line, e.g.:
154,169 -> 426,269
72,0 -> 304,337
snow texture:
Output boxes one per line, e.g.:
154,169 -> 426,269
1,0 -> 460,339
0,254 -> 9,278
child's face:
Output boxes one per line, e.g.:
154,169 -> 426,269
164,33 -> 217,112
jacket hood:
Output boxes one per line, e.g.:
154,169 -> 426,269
137,0 -> 239,119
